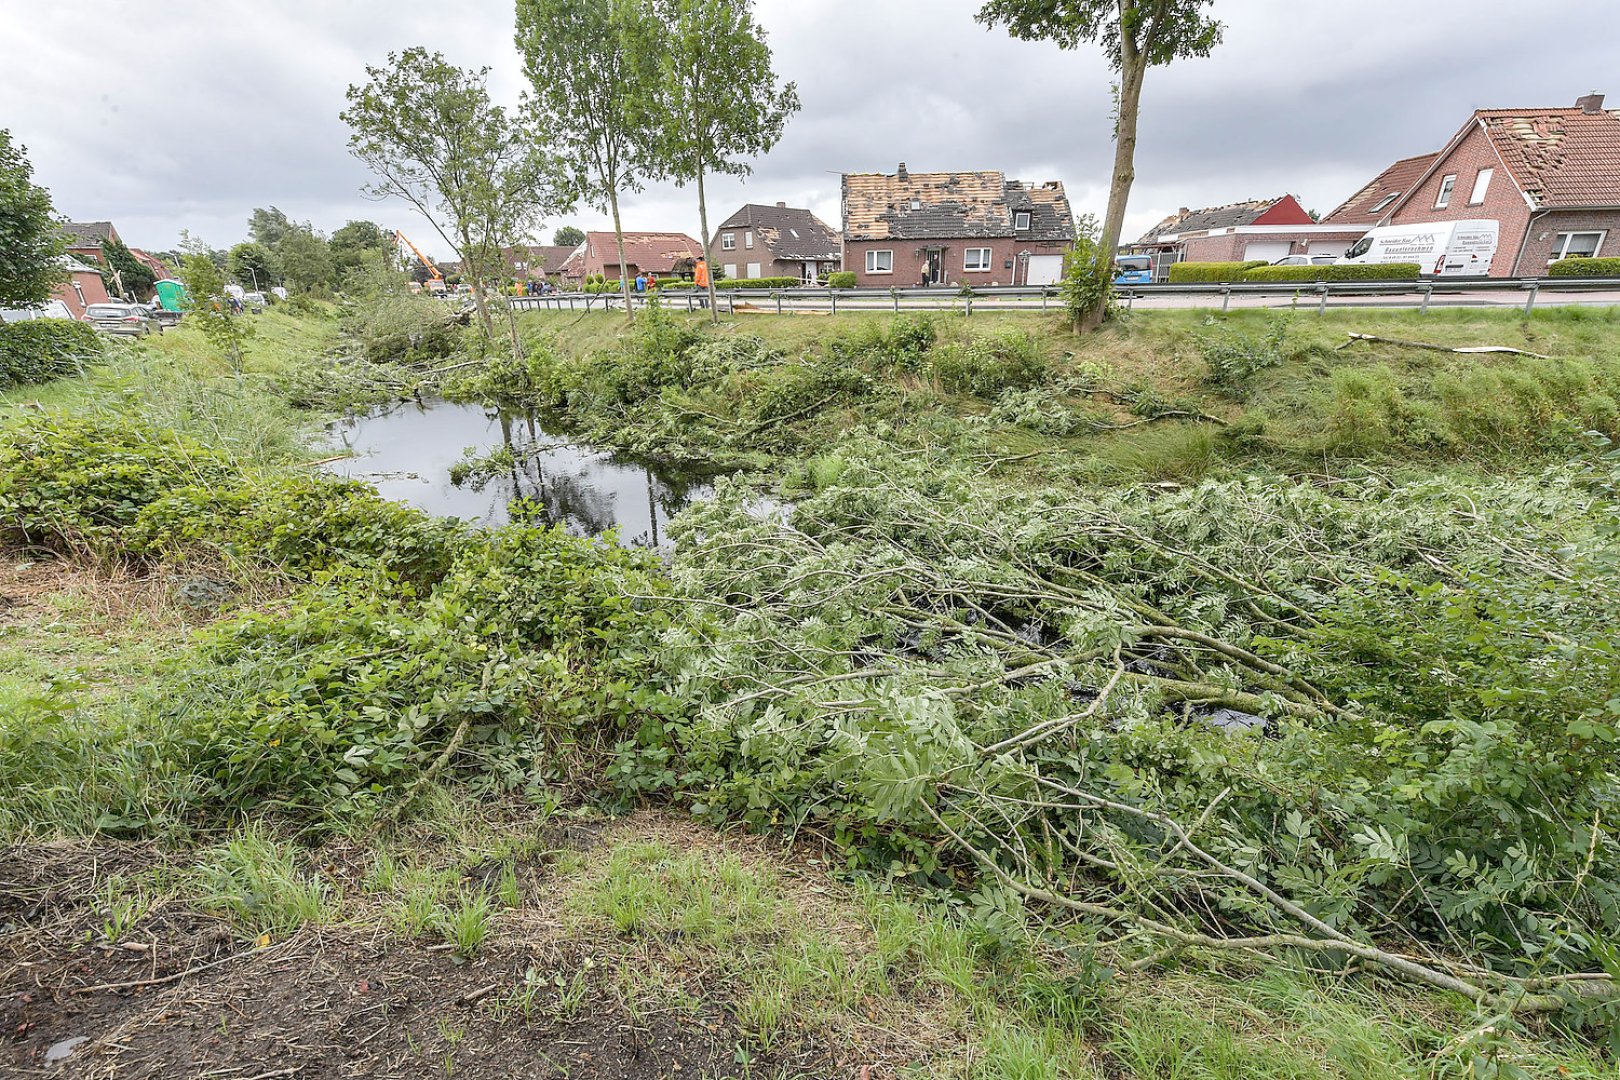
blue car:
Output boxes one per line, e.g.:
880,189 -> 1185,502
1113,255 -> 1153,285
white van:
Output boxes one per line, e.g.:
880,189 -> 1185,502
1338,220 -> 1498,277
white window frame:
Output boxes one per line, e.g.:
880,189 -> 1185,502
1368,193 -> 1399,214
866,249 -> 893,274
1013,211 -> 1031,231
723,263 -> 738,280
720,233 -> 735,250
1468,168 -> 1494,205
746,262 -> 761,279
1435,174 -> 1457,209
744,231 -> 754,249
1549,230 -> 1607,263
963,247 -> 993,272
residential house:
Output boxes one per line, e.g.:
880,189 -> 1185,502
1127,195 -> 1366,279
505,244 -> 577,283
840,164 -> 1074,287
1320,153 -> 1439,228
559,231 -> 703,282
61,220 -> 119,265
52,256 -> 113,319
709,202 -> 841,282
1332,93 -> 1620,276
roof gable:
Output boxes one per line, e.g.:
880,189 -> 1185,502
842,169 -> 1073,242
1475,107 -> 1620,208
1135,197 -> 1299,243
716,203 -> 841,260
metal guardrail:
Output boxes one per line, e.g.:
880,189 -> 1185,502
503,277 -> 1620,317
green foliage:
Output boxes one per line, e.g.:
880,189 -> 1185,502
553,225 -> 586,247
719,276 -> 803,289
932,328 -> 1048,397
180,251 -> 254,369
1168,261 -> 1267,283
194,826 -> 334,936
277,225 -> 336,293
346,294 -> 464,365
1243,262 -> 1421,282
99,235 -> 157,299
828,271 -> 856,289
0,318 -> 102,389
1059,214 -> 1115,327
248,206 -> 296,252
0,129 -> 66,306
226,241 -> 281,290
1550,257 -> 1620,278
1198,313 -> 1294,396
327,219 -> 390,284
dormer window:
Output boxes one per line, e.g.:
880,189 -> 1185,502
909,199 -> 921,211
1014,211 -> 1031,231
1369,193 -> 1399,214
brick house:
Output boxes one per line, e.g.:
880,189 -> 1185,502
52,256 -> 113,319
1331,93 -> 1620,276
61,220 -> 119,266
1127,195 -> 1367,279
504,244 -> 577,283
559,231 -> 703,282
841,164 -> 1074,287
708,202 -> 841,282
1321,153 -> 1439,228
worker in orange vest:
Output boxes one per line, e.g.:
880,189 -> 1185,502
694,259 -> 709,289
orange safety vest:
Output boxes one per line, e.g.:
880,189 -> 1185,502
694,259 -> 709,289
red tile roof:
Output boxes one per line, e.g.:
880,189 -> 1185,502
562,231 -> 703,276
1475,107 -> 1620,208
1322,153 -> 1438,226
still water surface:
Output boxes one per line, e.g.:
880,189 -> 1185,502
324,400 -> 712,546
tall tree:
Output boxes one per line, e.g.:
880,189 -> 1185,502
0,130 -> 65,306
977,0 -> 1222,330
552,225 -> 585,248
651,0 -> 799,322
100,235 -> 157,300
248,206 -> 295,252
515,0 -> 661,322
279,225 -> 336,293
342,47 -> 556,350
226,241 -> 280,291
328,220 -> 390,285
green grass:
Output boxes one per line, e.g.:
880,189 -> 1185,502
192,824 -> 336,937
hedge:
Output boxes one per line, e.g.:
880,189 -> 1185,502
1549,257 -> 1620,278
1242,263 -> 1422,283
828,271 -> 856,289
720,277 -> 804,290
1168,261 -> 1268,283
0,318 -> 104,390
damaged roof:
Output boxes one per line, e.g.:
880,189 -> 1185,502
561,231 -> 704,275
1135,198 -> 1289,243
715,204 -> 841,260
841,168 -> 1073,242
1474,105 -> 1620,208
1321,153 -> 1439,226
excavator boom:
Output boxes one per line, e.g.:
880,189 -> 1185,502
394,229 -> 445,286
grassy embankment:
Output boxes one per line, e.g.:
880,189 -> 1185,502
2,301 -> 1618,1077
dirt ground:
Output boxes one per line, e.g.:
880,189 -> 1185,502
0,818 -> 911,1079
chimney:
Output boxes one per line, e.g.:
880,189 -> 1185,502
776,201 -> 786,208
897,162 -> 908,181
1179,207 -> 1191,217
1578,92 -> 1605,114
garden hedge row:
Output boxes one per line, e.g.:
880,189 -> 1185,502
0,318 -> 103,390
1549,257 -> 1620,278
1168,261 -> 1268,283
1242,263 -> 1422,283
828,271 -> 857,289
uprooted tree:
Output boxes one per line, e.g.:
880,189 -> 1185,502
977,0 -> 1223,330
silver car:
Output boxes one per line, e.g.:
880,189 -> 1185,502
83,303 -> 162,337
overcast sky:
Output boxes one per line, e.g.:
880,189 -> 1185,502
5,1 -> 1618,260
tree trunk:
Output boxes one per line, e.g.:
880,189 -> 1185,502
1087,51 -> 1147,333
501,294 -> 525,361
463,243 -> 498,344
696,165 -> 718,325
609,188 -> 634,324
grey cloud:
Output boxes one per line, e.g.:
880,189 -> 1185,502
4,0 -> 1617,260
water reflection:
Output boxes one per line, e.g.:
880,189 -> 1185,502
324,400 -> 712,547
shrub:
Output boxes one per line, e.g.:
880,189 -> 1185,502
346,295 -> 463,365
1168,261 -> 1267,283
828,271 -> 856,289
932,329 -> 1048,397
1242,263 -> 1421,283
1549,256 -> 1620,278
1198,313 -> 1293,397
0,318 -> 103,389
718,277 -> 803,290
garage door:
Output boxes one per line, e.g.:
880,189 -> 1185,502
1025,254 -> 1064,285
1243,241 -> 1292,263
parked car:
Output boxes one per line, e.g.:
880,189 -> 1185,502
0,300 -> 75,323
83,302 -> 162,337
1271,254 -> 1339,267
141,302 -> 183,329
242,291 -> 268,313
1113,255 -> 1153,285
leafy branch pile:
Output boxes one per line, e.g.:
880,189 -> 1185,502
623,439 -> 1620,1016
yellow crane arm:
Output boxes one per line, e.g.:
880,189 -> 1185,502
394,229 -> 444,281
